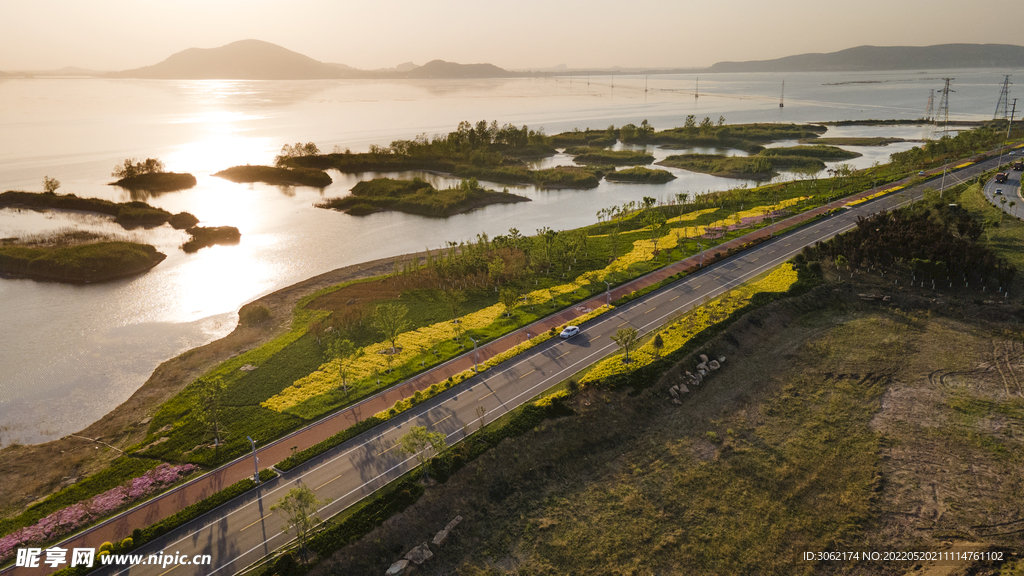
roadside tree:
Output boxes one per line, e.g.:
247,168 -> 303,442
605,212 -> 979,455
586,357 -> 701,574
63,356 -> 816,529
396,426 -> 448,481
500,287 -> 519,318
195,376 -> 226,448
328,338 -> 356,395
611,327 -> 640,364
373,302 -> 409,354
271,484 -> 331,558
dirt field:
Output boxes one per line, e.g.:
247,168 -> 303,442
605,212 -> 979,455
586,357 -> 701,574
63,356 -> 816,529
310,278 -> 1024,576
0,252 -> 418,519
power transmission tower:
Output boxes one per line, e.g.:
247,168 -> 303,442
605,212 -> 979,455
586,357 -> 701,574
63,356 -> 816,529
937,78 -> 954,136
924,89 -> 934,121
994,75 -> 1011,120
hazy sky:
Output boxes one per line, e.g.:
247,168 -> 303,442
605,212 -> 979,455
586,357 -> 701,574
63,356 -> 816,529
3,0 -> 1023,71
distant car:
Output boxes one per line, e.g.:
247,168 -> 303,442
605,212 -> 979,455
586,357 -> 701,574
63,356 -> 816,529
559,326 -> 580,339
918,171 -> 925,176
995,189 -> 1003,195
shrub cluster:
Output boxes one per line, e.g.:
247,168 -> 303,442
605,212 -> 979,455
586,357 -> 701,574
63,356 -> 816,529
240,303 -> 272,327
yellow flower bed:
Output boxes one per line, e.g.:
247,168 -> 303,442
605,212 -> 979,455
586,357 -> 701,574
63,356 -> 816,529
371,304 -> 615,420
954,162 -> 973,169
846,185 -> 903,207
589,208 -> 720,238
705,197 -> 811,228
534,389 -> 570,407
580,265 -> 799,384
665,207 -> 721,225
263,297 -> 616,413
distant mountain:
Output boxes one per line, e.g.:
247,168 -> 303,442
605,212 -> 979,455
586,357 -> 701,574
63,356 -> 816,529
105,40 -> 517,80
708,44 -> 1024,73
107,39 -> 349,79
33,66 -> 104,77
402,60 -> 513,79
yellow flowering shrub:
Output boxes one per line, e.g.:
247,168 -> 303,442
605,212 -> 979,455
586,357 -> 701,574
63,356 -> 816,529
264,297 -> 615,413
580,265 -> 799,384
666,207 -> 721,225
846,186 -> 903,207
534,389 -> 570,407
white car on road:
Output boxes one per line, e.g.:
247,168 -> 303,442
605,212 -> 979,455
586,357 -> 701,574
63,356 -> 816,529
559,326 -> 580,339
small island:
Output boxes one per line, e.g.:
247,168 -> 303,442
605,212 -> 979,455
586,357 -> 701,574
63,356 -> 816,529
0,190 -> 199,229
550,128 -> 617,148
0,232 -> 166,283
658,144 -> 859,179
316,177 -> 530,217
797,137 -> 906,146
182,226 -> 241,253
213,165 -> 333,188
109,158 -> 196,192
604,166 -> 677,184
566,146 -> 655,166
759,145 -> 861,161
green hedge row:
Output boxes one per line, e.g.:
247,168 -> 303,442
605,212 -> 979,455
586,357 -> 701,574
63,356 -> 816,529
276,416 -> 386,472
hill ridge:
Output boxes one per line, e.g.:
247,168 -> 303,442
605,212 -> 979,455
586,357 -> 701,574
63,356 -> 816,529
708,43 -> 1024,72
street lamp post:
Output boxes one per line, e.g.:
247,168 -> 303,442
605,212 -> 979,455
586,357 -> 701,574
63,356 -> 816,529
697,243 -> 705,267
468,336 -> 478,373
246,436 -> 260,484
603,280 -> 611,306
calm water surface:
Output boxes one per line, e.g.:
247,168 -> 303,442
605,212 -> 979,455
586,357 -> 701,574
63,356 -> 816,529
0,69 -> 1015,443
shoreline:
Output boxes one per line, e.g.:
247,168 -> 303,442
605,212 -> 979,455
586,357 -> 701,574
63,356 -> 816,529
0,248 -> 428,516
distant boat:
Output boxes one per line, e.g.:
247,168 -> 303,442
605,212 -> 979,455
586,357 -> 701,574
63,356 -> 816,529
780,80 -> 785,108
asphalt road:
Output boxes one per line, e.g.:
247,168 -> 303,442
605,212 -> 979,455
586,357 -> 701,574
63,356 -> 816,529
42,154 -> 1009,576
982,154 -> 1023,218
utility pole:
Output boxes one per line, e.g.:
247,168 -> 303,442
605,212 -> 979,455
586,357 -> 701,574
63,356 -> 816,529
995,75 -> 1011,120
937,78 -> 954,136
996,98 -> 1017,173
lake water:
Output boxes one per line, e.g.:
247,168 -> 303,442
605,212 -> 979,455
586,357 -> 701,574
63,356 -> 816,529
0,68 -> 1016,444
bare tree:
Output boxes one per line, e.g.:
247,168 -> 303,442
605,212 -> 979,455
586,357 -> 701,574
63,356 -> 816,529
42,176 -> 60,194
